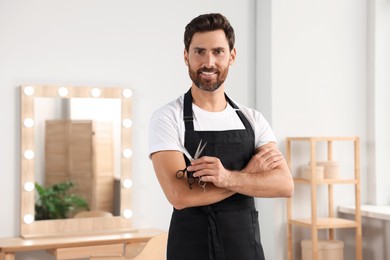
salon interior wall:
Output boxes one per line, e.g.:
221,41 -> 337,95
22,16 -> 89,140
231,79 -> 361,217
0,0 -> 382,260
256,0 -> 389,260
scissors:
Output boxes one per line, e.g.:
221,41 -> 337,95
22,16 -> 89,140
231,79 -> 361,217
176,139 -> 207,190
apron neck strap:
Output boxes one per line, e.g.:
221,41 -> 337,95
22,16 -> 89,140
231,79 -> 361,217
183,89 -> 194,131
183,88 -> 252,132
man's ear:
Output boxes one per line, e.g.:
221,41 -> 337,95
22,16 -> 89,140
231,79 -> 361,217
229,47 -> 237,65
184,49 -> 189,66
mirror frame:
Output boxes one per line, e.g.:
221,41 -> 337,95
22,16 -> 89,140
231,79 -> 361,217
20,85 -> 133,238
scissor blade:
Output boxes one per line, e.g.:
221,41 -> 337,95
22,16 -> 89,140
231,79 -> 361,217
194,140 -> 207,159
179,144 -> 194,162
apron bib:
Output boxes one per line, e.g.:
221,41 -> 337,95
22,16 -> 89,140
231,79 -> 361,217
167,89 -> 265,260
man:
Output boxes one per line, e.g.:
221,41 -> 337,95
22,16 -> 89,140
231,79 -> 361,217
149,13 -> 293,260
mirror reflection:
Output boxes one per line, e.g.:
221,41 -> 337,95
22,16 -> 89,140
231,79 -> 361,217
34,97 -> 122,219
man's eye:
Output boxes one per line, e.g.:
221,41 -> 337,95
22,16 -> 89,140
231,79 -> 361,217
214,49 -> 224,55
195,50 -> 204,55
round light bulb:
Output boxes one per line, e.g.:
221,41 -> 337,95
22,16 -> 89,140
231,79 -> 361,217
123,179 -> 133,189
24,214 -> 34,224
122,89 -> 133,98
123,209 -> 133,219
24,150 -> 35,160
23,118 -> 34,128
122,119 -> 132,128
122,149 -> 133,158
58,87 -> 69,97
24,86 -> 35,96
24,182 -> 35,192
91,88 -> 101,97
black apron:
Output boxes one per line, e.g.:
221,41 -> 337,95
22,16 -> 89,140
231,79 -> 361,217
167,89 -> 265,260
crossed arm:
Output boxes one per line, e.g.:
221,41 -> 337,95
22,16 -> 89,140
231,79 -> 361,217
151,142 -> 294,210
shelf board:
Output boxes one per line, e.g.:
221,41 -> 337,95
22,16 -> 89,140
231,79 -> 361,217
293,178 -> 358,185
286,136 -> 358,142
289,217 -> 358,229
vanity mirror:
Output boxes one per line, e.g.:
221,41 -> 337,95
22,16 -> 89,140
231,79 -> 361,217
20,85 -> 134,238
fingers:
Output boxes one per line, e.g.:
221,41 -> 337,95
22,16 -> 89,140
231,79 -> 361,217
263,150 -> 283,170
187,157 -> 229,188
187,156 -> 219,175
264,151 -> 283,164
259,148 -> 283,162
266,157 -> 283,169
258,148 -> 281,160
245,147 -> 284,173
189,156 -> 217,166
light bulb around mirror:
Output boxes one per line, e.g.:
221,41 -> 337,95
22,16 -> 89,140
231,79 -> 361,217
24,150 -> 35,160
58,87 -> 69,97
91,88 -> 101,97
123,179 -> 133,189
123,209 -> 133,219
23,118 -> 34,128
23,86 -> 35,96
122,88 -> 133,98
24,182 -> 35,192
23,214 -> 34,224
122,149 -> 133,158
122,119 -> 133,128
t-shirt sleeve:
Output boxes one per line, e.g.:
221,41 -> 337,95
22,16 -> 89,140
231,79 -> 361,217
148,103 -> 183,157
238,105 -> 277,149
254,112 -> 277,148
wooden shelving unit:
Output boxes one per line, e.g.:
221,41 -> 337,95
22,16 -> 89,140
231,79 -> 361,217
286,136 -> 362,260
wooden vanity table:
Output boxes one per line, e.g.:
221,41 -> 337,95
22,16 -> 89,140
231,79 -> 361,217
0,228 -> 164,260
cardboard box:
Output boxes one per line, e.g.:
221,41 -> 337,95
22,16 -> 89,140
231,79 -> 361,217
301,240 -> 344,260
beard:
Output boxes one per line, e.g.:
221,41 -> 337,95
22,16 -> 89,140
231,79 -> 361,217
188,64 -> 229,92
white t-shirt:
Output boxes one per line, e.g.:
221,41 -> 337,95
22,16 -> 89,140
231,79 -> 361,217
148,94 -> 276,156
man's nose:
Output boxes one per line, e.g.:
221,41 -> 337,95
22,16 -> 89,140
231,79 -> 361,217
202,52 -> 216,68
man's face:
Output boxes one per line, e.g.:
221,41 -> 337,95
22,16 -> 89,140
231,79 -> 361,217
184,30 -> 236,92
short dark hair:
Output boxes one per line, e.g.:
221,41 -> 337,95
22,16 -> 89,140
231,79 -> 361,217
184,13 -> 235,52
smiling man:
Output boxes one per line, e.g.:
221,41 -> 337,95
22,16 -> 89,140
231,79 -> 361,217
186,29 -> 232,92
149,13 -> 294,260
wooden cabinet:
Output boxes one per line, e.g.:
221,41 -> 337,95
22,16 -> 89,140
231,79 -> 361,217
0,229 -> 165,260
286,137 -> 362,260
45,120 -> 115,214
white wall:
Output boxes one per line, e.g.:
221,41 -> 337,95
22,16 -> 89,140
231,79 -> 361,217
274,0 -> 367,257
1,0 -> 385,260
367,0 -> 390,206
257,0 -> 368,260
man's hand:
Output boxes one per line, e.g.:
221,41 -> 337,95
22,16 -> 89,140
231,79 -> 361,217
189,156 -> 232,188
242,143 -> 284,173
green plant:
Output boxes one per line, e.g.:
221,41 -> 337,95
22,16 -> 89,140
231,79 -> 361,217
35,181 -> 89,220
